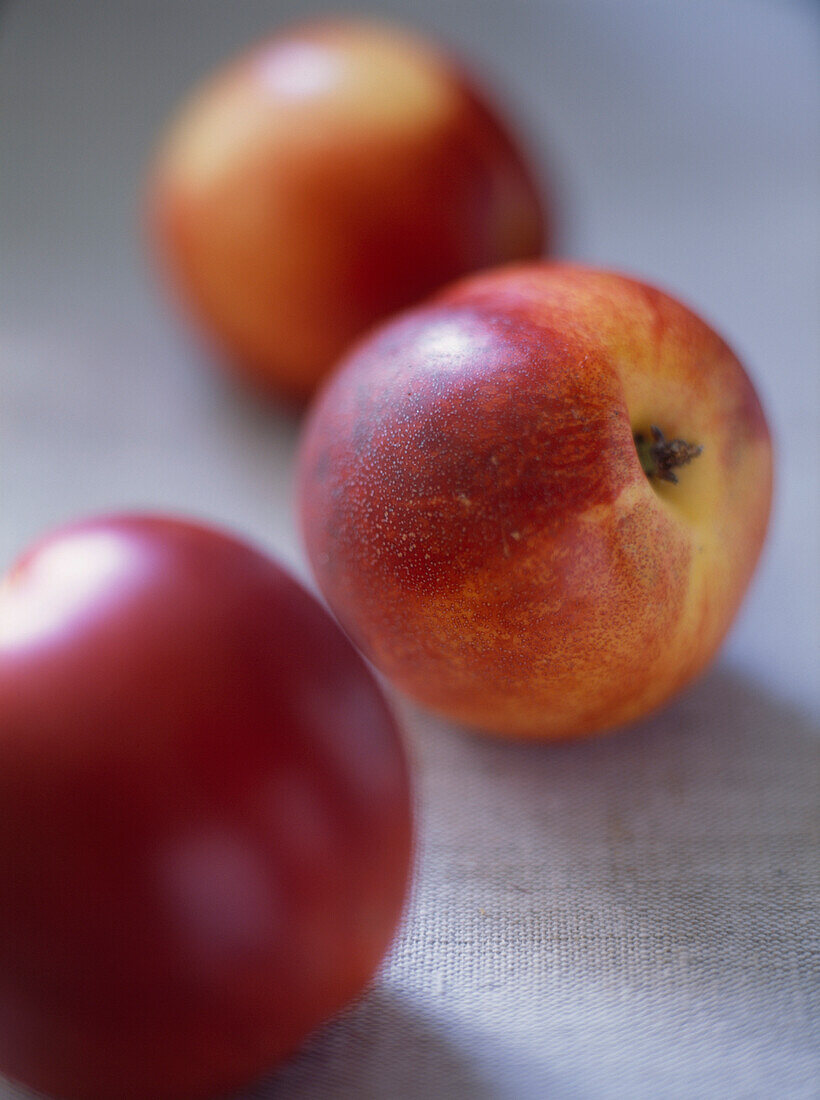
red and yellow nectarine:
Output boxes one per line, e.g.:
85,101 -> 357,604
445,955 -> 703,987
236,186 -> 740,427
298,263 -> 773,739
150,19 -> 546,401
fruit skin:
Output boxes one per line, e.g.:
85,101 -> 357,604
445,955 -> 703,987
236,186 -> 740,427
149,18 -> 545,402
298,263 -> 773,739
0,515 -> 412,1100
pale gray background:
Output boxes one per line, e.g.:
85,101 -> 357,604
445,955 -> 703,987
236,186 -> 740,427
1,1 -> 818,1098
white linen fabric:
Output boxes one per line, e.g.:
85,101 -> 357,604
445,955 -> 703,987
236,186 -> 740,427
1,1 -> 817,1097
265,677 -> 819,1098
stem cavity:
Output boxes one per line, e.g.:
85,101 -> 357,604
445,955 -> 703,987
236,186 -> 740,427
634,425 -> 703,485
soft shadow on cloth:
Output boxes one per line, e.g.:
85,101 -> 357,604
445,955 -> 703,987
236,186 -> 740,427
245,989 -> 497,1100
402,667 -> 818,1095
244,667 -> 818,1099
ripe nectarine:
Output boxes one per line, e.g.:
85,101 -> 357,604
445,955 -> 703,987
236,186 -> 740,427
298,263 -> 773,739
0,515 -> 412,1098
150,20 -> 546,402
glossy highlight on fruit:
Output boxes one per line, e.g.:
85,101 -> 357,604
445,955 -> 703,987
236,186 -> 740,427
0,515 -> 412,1100
298,263 -> 773,739
150,18 -> 546,401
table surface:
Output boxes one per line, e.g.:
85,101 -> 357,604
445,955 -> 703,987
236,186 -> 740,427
1,1 -> 818,1097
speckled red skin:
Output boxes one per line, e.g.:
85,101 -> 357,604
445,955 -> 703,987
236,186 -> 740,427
150,19 -> 546,403
298,263 -> 773,739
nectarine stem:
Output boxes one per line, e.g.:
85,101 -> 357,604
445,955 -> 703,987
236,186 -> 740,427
634,425 -> 702,484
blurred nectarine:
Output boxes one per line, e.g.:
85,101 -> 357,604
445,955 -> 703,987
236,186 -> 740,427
150,20 -> 546,401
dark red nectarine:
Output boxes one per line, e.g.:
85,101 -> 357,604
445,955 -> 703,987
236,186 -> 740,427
0,515 -> 412,1098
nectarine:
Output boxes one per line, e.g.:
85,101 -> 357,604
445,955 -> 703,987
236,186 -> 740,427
150,19 -> 546,402
298,264 -> 773,739
0,515 -> 412,1098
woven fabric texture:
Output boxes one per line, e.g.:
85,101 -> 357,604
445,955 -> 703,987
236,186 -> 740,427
1,1 -> 818,1097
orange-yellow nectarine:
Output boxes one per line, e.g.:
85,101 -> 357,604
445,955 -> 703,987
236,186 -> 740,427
150,20 -> 546,402
298,263 -> 773,739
